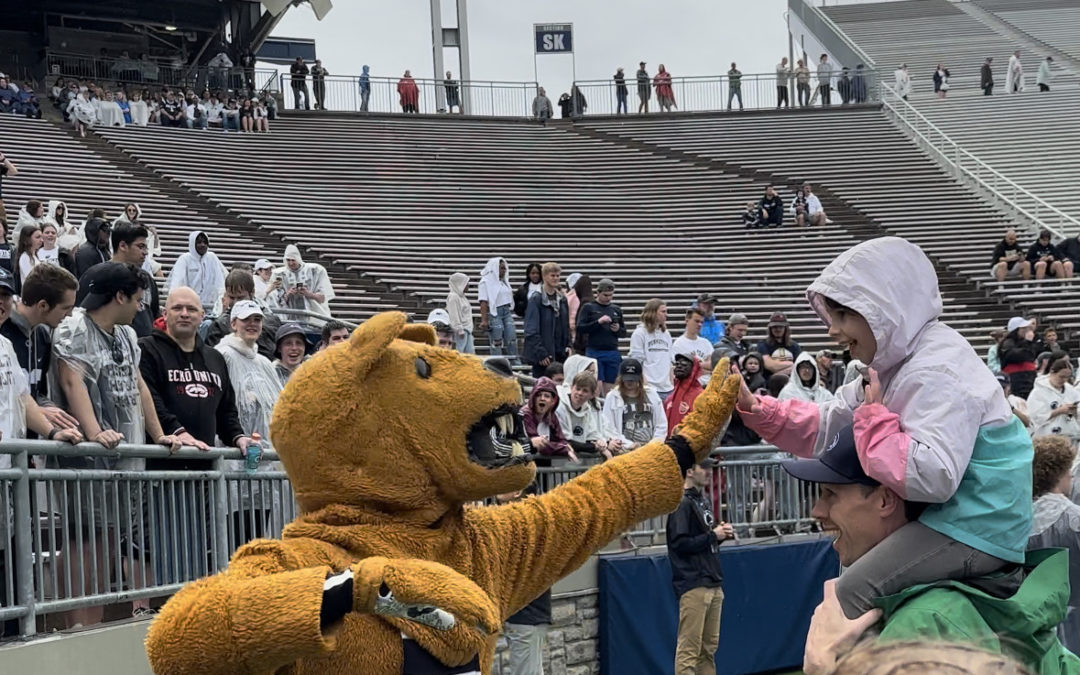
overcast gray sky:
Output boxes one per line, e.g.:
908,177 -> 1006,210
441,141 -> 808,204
271,0 -> 790,87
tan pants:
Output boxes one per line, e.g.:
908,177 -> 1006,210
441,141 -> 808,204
675,585 -> 724,675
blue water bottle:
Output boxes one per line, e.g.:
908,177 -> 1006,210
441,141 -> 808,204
245,432 -> 265,475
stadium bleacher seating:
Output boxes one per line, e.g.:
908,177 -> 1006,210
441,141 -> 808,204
94,114 -> 874,353
579,108 -> 1038,348
975,0 -> 1080,62
822,0 -> 1077,96
0,114 -> 394,325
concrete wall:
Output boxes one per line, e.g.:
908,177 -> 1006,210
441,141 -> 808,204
1,554 -> 610,675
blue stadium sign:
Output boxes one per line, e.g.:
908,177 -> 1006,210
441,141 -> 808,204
534,23 -> 573,54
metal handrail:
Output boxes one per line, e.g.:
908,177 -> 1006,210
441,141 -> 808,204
879,83 -> 1078,239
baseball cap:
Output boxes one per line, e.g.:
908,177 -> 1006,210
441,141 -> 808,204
254,258 -> 273,271
230,299 -> 263,321
619,358 -> 643,382
672,341 -> 698,362
596,278 -> 615,292
727,313 -> 748,326
767,312 -> 789,328
80,262 -> 146,310
275,322 -> 306,346
1007,317 -> 1033,333
426,308 -> 451,327
566,272 -> 582,290
0,268 -> 14,294
696,292 -> 719,305
781,426 -> 878,487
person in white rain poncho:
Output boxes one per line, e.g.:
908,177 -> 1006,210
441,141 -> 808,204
66,89 -> 97,137
778,351 -> 836,403
269,245 -> 335,326
1006,50 -> 1025,94
166,230 -> 226,313
1027,435 -> 1080,654
893,64 -> 912,100
49,262 -> 180,626
1027,356 -> 1080,446
45,199 -> 83,253
214,300 -> 285,544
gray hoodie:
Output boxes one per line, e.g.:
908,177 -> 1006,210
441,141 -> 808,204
446,273 -> 472,335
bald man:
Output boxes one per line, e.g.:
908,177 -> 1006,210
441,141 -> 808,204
139,286 -> 252,454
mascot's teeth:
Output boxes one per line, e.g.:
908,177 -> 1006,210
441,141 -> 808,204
511,441 -> 524,457
496,414 -> 514,436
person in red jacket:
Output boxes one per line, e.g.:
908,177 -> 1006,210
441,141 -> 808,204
665,347 -> 704,431
397,70 -> 419,113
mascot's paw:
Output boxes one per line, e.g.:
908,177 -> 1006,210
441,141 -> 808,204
352,557 -> 500,635
675,357 -> 741,460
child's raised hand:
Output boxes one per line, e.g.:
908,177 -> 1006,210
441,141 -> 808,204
863,368 -> 883,406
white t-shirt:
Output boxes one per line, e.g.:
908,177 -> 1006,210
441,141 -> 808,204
37,246 -> 60,266
0,335 -> 28,469
672,335 -> 714,365
629,326 -> 673,392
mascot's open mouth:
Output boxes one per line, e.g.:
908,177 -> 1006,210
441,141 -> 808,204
466,404 -> 536,469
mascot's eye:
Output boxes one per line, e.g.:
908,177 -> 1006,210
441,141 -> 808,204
414,357 -> 432,379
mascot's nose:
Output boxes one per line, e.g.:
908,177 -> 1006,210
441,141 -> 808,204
483,357 -> 514,379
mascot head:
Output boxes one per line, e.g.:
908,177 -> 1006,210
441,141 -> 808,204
271,312 -> 536,521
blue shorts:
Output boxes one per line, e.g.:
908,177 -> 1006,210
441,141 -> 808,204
587,348 -> 622,384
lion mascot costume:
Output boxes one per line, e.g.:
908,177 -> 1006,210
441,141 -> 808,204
146,311 -> 739,674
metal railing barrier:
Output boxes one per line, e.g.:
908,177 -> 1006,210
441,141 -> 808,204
280,74 -> 538,118
879,83 -> 1079,239
0,440 -> 814,638
46,51 -> 276,95
570,69 -> 880,117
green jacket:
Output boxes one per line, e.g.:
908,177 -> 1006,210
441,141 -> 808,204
875,549 -> 1080,674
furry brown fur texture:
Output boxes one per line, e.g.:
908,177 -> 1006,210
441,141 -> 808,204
145,311 -> 740,674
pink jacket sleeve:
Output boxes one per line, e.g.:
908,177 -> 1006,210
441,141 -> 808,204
852,403 -> 910,498
736,395 -> 822,458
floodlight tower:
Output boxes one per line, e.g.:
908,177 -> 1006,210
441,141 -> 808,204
430,0 -> 472,114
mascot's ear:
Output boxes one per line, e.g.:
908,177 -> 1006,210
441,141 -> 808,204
399,323 -> 437,346
347,312 -> 408,378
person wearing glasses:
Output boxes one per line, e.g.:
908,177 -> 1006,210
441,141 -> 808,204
51,261 -> 181,627
76,223 -> 158,338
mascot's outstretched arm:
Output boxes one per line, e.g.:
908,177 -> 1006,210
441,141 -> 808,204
472,360 -> 740,618
146,544 -> 499,675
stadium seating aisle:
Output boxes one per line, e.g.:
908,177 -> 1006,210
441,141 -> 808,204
0,115 -> 388,324
94,114 -> 875,354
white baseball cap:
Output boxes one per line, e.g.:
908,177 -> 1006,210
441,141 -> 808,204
231,300 -> 264,321
1007,317 -> 1032,333
254,258 -> 273,271
426,308 -> 451,326
566,272 -> 582,289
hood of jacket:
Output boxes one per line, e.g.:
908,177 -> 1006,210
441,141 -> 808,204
671,355 -> 703,395
449,272 -> 469,297
284,244 -> 304,267
525,376 -> 560,423
807,236 -> 941,374
112,203 -> 142,227
82,218 -> 109,250
480,256 -> 510,284
791,351 -> 822,392
46,200 -> 68,226
562,354 -> 598,384
877,549 -> 1072,673
187,230 -> 209,257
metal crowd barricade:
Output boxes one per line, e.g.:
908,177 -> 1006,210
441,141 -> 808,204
0,440 -> 814,638
571,69 -> 880,117
0,441 -> 293,637
280,73 -> 538,117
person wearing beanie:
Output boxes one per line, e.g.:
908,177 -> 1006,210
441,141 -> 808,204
272,322 -> 310,385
